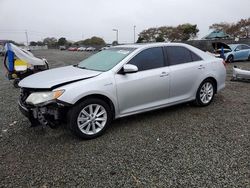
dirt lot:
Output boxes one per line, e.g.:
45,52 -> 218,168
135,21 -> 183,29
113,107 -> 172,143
0,49 -> 249,187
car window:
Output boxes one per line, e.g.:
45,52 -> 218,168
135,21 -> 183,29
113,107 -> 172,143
78,48 -> 135,71
235,45 -> 242,51
190,51 -> 203,61
241,45 -> 250,50
165,46 -> 193,65
128,47 -> 165,71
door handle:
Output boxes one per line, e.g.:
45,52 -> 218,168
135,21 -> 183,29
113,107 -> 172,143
160,72 -> 169,77
198,65 -> 205,69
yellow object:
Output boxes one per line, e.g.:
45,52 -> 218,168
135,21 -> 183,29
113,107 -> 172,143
14,59 -> 28,71
12,73 -> 18,78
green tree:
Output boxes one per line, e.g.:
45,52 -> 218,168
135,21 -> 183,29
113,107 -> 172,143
58,37 -> 67,46
37,41 -> 44,46
138,27 -> 159,42
29,41 -> 37,46
136,36 -> 144,43
90,37 -> 105,45
156,36 -> 165,42
76,36 -> 106,46
43,37 -> 58,47
176,24 -> 199,41
138,24 -> 199,42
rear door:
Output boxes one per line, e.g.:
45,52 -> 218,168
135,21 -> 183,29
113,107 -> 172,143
115,47 -> 170,115
164,46 -> 205,102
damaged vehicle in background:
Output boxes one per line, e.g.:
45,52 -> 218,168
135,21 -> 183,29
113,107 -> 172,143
18,43 -> 226,139
212,42 -> 250,63
232,66 -> 250,81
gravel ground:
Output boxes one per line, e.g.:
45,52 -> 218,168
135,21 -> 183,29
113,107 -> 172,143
0,49 -> 249,187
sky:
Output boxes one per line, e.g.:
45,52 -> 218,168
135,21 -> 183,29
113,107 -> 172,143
0,0 -> 249,45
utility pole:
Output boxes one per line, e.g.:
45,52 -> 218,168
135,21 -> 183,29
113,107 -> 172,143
133,25 -> 136,43
112,29 -> 118,44
25,30 -> 29,46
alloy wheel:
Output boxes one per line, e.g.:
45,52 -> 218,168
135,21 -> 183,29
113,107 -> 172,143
200,82 -> 214,104
77,104 -> 107,135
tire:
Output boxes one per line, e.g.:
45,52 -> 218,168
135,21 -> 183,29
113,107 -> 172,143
248,55 -> 250,61
194,79 -> 215,107
227,55 -> 234,63
13,79 -> 20,88
28,116 -> 41,127
67,98 -> 112,139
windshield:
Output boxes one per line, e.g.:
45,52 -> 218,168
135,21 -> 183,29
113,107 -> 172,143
78,47 -> 135,72
228,44 -> 238,50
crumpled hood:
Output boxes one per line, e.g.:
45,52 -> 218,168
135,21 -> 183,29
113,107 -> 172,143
19,65 -> 101,89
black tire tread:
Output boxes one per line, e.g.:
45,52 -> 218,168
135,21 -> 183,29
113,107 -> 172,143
194,78 -> 215,107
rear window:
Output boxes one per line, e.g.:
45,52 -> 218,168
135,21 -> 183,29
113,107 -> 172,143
190,51 -> 202,61
165,46 -> 192,65
242,45 -> 250,50
165,46 -> 202,65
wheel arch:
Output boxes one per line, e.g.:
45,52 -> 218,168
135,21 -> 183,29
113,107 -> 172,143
203,77 -> 218,93
74,94 -> 116,119
226,54 -> 234,62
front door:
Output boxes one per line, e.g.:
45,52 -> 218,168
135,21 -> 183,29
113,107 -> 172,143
115,47 -> 170,115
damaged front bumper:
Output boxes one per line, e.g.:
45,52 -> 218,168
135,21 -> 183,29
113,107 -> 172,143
18,89 -> 71,128
232,66 -> 250,81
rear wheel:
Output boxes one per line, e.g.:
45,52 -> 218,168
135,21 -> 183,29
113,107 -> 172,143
227,55 -> 234,63
194,79 -> 215,106
67,98 -> 112,139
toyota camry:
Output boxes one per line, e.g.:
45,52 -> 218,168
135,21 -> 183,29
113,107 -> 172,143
18,43 -> 226,139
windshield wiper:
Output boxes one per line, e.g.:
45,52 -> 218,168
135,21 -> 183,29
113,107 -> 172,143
74,64 -> 87,69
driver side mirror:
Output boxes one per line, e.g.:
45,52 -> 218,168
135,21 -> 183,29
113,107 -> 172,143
235,48 -> 240,52
122,64 -> 138,74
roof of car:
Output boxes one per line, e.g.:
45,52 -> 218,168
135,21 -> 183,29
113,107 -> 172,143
113,42 -> 216,60
113,42 -> 192,49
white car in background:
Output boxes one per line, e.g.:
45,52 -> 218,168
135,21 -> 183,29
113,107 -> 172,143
86,47 -> 96,51
77,47 -> 86,51
100,45 -> 111,51
18,43 -> 226,139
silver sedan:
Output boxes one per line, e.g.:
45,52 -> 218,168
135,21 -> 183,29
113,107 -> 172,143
19,43 -> 226,139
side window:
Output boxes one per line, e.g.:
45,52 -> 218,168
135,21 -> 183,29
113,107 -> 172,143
235,45 -> 242,51
165,46 -> 192,65
190,51 -> 203,62
241,45 -> 250,50
129,47 -> 164,71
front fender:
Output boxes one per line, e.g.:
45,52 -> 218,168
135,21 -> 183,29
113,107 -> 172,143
55,75 -> 118,113
224,52 -> 233,60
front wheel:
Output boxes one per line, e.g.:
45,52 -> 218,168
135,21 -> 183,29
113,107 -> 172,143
227,55 -> 234,63
194,79 -> 215,106
67,98 -> 112,139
